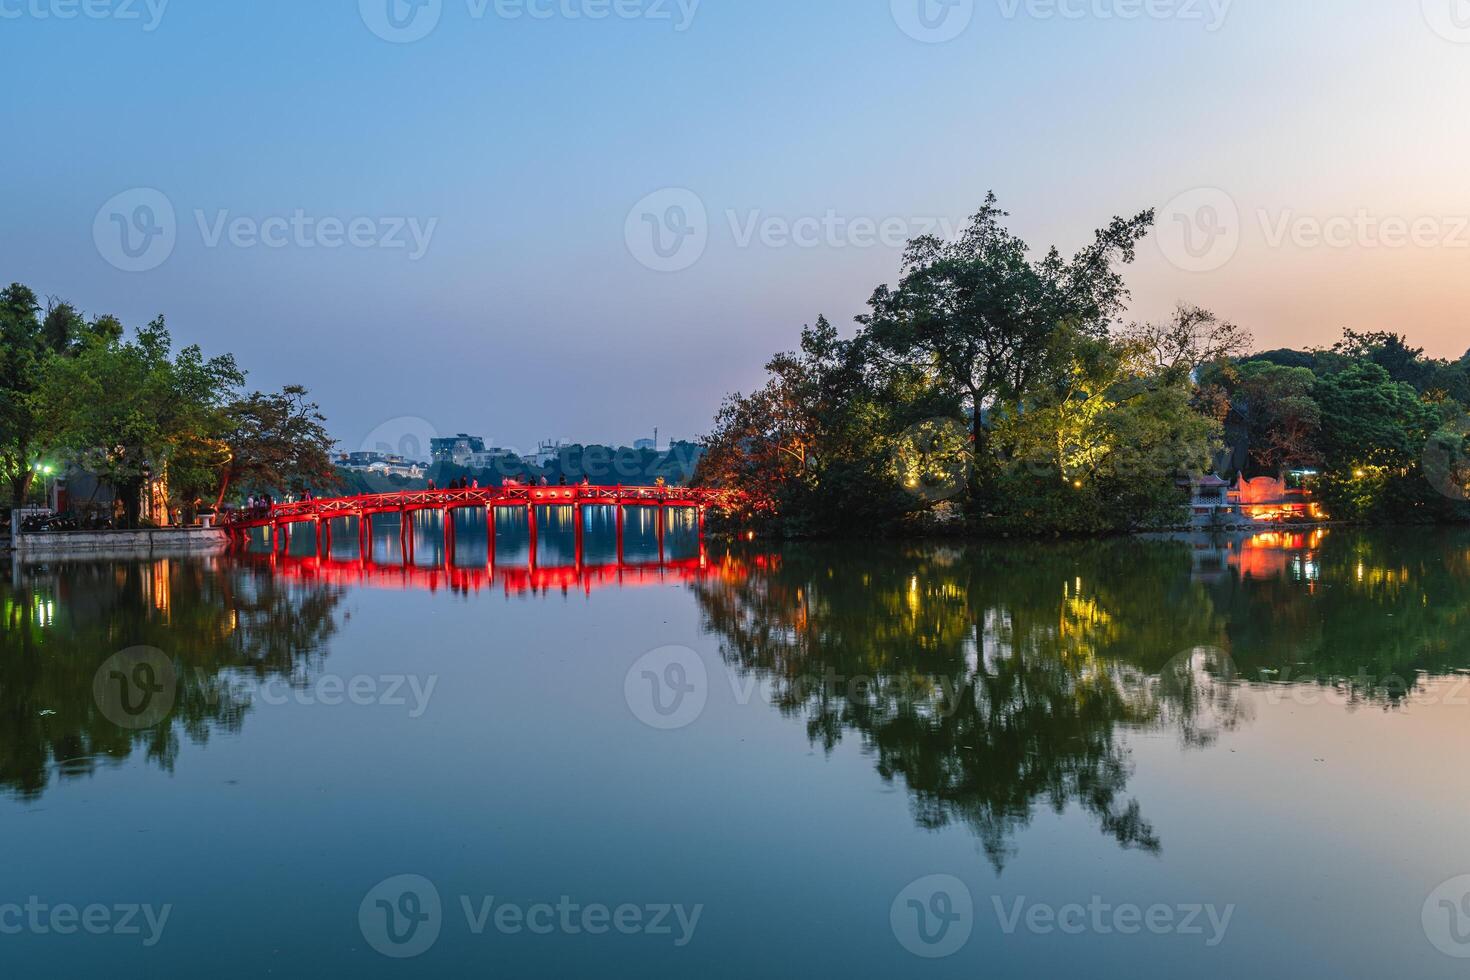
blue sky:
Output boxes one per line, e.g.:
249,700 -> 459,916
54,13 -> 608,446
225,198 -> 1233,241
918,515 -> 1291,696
5,0 -> 1469,454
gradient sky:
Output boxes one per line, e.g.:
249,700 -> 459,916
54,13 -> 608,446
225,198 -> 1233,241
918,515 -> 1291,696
4,0 -> 1469,455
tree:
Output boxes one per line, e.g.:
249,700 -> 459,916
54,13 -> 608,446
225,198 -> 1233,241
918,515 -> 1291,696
992,331 -> 1221,532
1121,304 -> 1252,382
214,386 -> 338,508
1,286 -> 147,506
697,317 -> 866,519
1330,329 -> 1433,390
697,316 -> 962,534
1233,362 -> 1322,473
34,318 -> 242,525
858,194 -> 1154,471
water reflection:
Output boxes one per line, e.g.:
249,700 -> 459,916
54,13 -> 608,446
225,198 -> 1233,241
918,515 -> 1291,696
0,556 -> 344,802
690,530 -> 1470,868
5,525 -> 1469,855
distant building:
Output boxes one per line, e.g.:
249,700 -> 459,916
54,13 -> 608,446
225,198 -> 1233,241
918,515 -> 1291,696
633,438 -> 656,452
534,440 -> 565,467
337,452 -> 425,480
431,435 -> 487,467
464,449 -> 516,470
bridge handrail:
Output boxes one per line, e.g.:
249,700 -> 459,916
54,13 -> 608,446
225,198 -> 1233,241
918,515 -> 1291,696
219,485 -> 740,529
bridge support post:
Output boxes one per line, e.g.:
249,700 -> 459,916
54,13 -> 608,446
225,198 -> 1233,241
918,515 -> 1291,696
486,505 -> 496,571
574,503 -> 585,569
314,518 -> 324,557
444,508 -> 456,567
527,504 -> 538,569
615,504 -> 624,564
273,521 -> 283,555
697,506 -> 706,537
656,505 -> 666,563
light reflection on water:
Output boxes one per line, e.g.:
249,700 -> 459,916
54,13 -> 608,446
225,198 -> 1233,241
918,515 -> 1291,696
3,527 -> 1470,977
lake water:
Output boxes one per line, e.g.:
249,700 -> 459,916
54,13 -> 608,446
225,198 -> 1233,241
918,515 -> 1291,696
4,521 -> 1470,977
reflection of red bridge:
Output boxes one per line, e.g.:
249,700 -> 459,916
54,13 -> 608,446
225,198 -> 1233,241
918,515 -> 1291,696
221,485 -> 741,563
245,550 -> 744,598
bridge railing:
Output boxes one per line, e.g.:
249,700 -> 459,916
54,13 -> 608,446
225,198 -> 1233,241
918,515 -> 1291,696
219,485 -> 740,530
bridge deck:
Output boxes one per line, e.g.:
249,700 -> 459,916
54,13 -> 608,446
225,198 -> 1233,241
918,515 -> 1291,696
221,485 -> 737,532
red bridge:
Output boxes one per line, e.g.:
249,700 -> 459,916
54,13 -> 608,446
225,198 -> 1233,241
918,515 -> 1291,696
221,485 -> 741,563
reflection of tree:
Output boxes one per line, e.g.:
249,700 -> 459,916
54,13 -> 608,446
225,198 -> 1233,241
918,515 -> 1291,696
1212,530 -> 1470,701
692,540 -> 1235,871
0,558 -> 344,802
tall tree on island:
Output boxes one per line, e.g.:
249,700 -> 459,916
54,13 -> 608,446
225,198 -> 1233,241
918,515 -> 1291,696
857,193 -> 1155,475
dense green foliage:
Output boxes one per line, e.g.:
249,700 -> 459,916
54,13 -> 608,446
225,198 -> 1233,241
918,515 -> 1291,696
1204,334 -> 1470,524
2,282 -> 337,522
699,198 -> 1470,536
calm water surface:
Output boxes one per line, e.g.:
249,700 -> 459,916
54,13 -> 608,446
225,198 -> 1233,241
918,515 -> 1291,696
4,519 -> 1470,977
